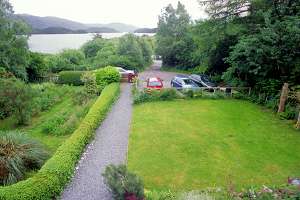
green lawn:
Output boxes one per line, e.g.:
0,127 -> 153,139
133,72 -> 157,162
128,99 -> 300,191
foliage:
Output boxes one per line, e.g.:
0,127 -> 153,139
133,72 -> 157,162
224,15 -> 300,88
133,89 -> 179,104
58,71 -> 85,86
31,83 -> 71,113
81,34 -> 153,71
95,66 -> 120,88
0,83 -> 120,199
156,2 -> 195,69
145,190 -> 176,200
117,34 -> 145,70
0,131 -> 49,186
229,185 -> 300,200
27,52 -> 49,82
42,113 -> 68,135
81,38 -> 106,58
0,0 -> 30,80
0,78 -> 35,125
46,49 -> 87,73
80,71 -> 98,95
102,164 -> 144,200
72,88 -> 94,105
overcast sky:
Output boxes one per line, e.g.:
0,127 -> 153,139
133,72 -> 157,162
10,0 -> 207,27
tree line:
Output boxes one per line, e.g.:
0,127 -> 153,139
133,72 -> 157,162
156,0 -> 300,95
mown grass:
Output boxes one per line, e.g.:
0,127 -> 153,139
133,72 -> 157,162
128,99 -> 300,191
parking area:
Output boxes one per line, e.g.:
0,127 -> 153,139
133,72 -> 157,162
138,60 -> 183,88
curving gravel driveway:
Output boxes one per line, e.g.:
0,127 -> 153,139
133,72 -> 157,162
61,83 -> 132,200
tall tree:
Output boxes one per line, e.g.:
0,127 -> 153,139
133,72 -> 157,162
0,0 -> 30,80
156,2 -> 195,68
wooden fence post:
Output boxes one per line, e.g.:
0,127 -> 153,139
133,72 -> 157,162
296,111 -> 300,129
278,83 -> 289,113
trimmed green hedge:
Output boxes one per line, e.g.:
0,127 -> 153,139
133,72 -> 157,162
0,83 -> 120,200
58,71 -> 85,86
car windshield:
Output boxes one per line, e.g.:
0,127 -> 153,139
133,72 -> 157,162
118,68 -> 126,72
182,79 -> 194,85
149,81 -> 162,87
202,75 -> 210,82
201,75 -> 216,87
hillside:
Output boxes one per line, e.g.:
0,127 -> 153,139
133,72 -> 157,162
15,14 -> 138,33
134,28 -> 157,33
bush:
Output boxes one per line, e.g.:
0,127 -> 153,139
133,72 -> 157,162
95,66 -> 120,88
31,83 -> 71,113
145,190 -> 176,200
0,131 -> 49,186
72,88 -> 93,105
42,113 -> 68,135
102,164 -> 144,200
58,71 -> 85,86
0,78 -> 35,125
0,83 -> 120,199
133,89 -> 179,104
81,72 -> 98,95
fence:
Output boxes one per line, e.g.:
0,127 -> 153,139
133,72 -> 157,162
278,83 -> 300,129
31,74 -> 59,83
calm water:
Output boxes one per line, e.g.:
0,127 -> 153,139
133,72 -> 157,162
28,33 -> 155,54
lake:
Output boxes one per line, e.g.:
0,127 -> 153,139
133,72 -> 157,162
28,33 -> 155,54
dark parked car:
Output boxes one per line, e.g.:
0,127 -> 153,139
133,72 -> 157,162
189,74 -> 217,88
171,75 -> 199,90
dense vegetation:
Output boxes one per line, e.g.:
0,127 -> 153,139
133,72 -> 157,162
0,83 -> 120,199
156,1 -> 300,94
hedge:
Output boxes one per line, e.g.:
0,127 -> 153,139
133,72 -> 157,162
58,71 -> 85,86
0,83 -> 120,200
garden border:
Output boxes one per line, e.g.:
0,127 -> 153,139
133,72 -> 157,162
0,83 -> 120,200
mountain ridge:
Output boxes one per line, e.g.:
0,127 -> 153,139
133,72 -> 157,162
15,14 -> 139,33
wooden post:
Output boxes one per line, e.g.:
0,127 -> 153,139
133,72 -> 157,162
278,83 -> 289,113
296,111 -> 300,129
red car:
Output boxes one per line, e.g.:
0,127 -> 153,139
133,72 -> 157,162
146,77 -> 164,90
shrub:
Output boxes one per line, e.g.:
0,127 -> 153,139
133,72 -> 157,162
42,113 -> 68,135
102,164 -> 144,200
32,83 -> 71,113
279,104 -> 298,120
133,89 -> 180,104
72,88 -> 94,105
81,71 -> 98,95
0,83 -> 120,199
145,190 -> 176,200
58,71 -> 85,86
95,66 -> 120,88
0,131 -> 49,186
0,78 -> 35,125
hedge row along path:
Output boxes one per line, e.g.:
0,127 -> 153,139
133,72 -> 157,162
61,83 -> 132,200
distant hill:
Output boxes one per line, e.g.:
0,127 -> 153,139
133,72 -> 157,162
88,23 -> 138,33
134,28 -> 157,33
32,27 -> 86,34
15,14 -> 138,34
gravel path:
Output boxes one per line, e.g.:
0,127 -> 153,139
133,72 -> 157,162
61,83 -> 132,200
